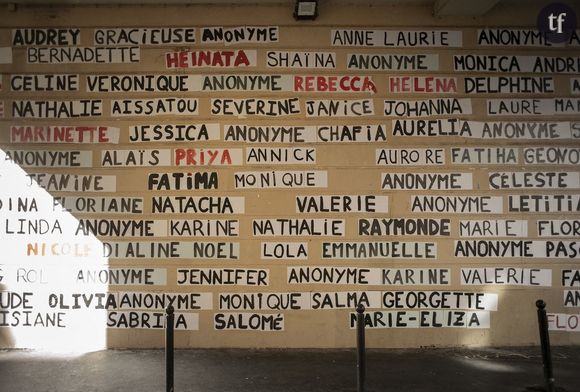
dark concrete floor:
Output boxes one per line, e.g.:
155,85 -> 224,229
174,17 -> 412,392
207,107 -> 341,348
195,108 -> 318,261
0,346 -> 579,392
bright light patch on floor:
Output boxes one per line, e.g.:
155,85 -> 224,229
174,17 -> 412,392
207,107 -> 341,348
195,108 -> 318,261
0,149 -> 108,353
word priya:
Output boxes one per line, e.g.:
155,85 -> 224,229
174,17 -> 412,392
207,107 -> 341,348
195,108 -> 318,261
411,196 -> 503,213
461,268 -> 552,286
331,30 -> 462,47
376,148 -> 444,166
214,313 -> 283,331
201,26 -> 278,44
111,98 -> 198,116
266,51 -> 336,69
381,172 -> 472,190
352,310 -> 490,329
26,173 -> 116,192
10,125 -> 119,144
459,219 -> 527,237
487,98 -> 580,116
234,171 -> 327,189
174,148 -> 243,166
165,50 -> 256,68
548,313 -> 580,332
306,99 -> 373,117
389,76 -> 457,93
107,311 -> 198,330
261,242 -> 308,259
296,195 -> 388,213
253,219 -> 344,236
211,98 -> 300,116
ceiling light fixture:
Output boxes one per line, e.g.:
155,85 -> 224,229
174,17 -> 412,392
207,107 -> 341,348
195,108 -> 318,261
294,0 -> 318,21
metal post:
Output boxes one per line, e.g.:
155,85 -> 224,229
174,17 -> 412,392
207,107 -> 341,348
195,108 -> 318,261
166,305 -> 175,392
356,304 -> 366,392
536,300 -> 555,392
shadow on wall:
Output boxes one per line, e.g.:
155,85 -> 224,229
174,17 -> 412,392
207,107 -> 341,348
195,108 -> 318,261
0,148 -> 108,352
0,283 -> 16,348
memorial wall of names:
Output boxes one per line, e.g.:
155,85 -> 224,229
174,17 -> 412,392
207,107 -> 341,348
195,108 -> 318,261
0,3 -> 579,349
